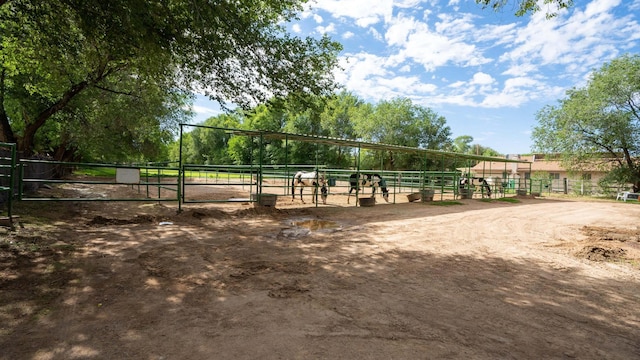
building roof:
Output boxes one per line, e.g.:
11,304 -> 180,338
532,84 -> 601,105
469,154 -> 612,175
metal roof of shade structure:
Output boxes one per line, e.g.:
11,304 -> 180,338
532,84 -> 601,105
181,124 -> 531,164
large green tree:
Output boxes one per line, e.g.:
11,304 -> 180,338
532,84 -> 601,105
179,114 -> 241,165
174,94 -> 457,171
453,135 -> 474,153
318,92 -> 361,168
354,98 -> 452,170
0,0 -> 341,161
0,1 -> 186,159
532,54 -> 640,191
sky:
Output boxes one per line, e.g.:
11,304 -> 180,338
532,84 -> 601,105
190,0 -> 640,155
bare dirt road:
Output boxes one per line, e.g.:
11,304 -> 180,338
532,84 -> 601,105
1,184 -> 639,359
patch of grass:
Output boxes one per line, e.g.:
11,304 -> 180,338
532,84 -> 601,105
496,197 -> 521,203
46,260 -> 69,273
618,200 -> 640,205
147,168 -> 234,179
3,234 -> 46,252
429,201 -> 464,206
75,167 -> 116,177
75,167 -> 179,178
478,197 -> 521,204
52,243 -> 76,252
73,165 -> 259,181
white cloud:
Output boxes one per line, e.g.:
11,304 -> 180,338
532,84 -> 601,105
377,76 -> 438,93
584,0 -> 621,16
335,52 -> 441,103
342,31 -> 355,39
502,63 -> 539,77
296,0 -> 640,154
471,72 -> 494,85
190,104 -> 222,120
480,77 -> 544,108
472,23 -> 518,46
335,53 -> 398,100
401,29 -> 490,71
313,0 -> 638,122
368,27 -> 383,41
435,13 -> 475,35
356,16 -> 382,28
312,0 -> 393,26
291,24 -> 302,33
384,13 -> 491,72
436,73 -> 557,108
499,0 -> 640,83
395,0 -> 423,8
299,9 -> 313,19
316,23 -> 336,34
385,14 -> 417,46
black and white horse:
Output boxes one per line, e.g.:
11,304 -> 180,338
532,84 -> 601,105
459,177 -> 492,197
292,170 -> 327,204
347,173 -> 389,204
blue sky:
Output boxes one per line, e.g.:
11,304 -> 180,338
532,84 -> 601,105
191,0 -> 640,155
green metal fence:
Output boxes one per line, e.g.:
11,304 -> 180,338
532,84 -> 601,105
181,164 -> 263,204
19,160 -> 180,202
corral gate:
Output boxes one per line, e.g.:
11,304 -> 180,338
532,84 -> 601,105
0,142 -> 17,224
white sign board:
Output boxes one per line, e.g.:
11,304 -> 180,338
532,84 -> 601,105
116,168 -> 140,184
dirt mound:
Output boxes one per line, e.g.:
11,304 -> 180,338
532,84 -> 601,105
232,206 -> 286,218
87,214 -> 157,226
577,246 -> 627,261
175,208 -> 231,220
581,225 -> 640,242
574,226 -> 640,266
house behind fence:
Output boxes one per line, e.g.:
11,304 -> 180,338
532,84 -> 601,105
469,154 -> 625,196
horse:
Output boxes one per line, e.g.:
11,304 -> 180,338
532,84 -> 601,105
291,170 -> 327,204
459,177 -> 492,198
347,173 -> 389,204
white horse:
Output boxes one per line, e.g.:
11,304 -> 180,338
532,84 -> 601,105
347,173 -> 389,204
292,170 -> 327,204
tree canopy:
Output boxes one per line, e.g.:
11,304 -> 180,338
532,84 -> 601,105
0,0 -> 341,161
452,136 -> 500,157
178,94 -> 460,171
532,54 -> 640,191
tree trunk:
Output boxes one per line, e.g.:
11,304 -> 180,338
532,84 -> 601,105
623,148 -> 639,193
0,68 -> 16,143
52,132 -> 79,163
52,142 -> 78,177
19,80 -> 89,155
387,151 -> 394,170
0,108 -> 15,143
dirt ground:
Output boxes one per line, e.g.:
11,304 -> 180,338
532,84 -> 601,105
1,182 -> 640,360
